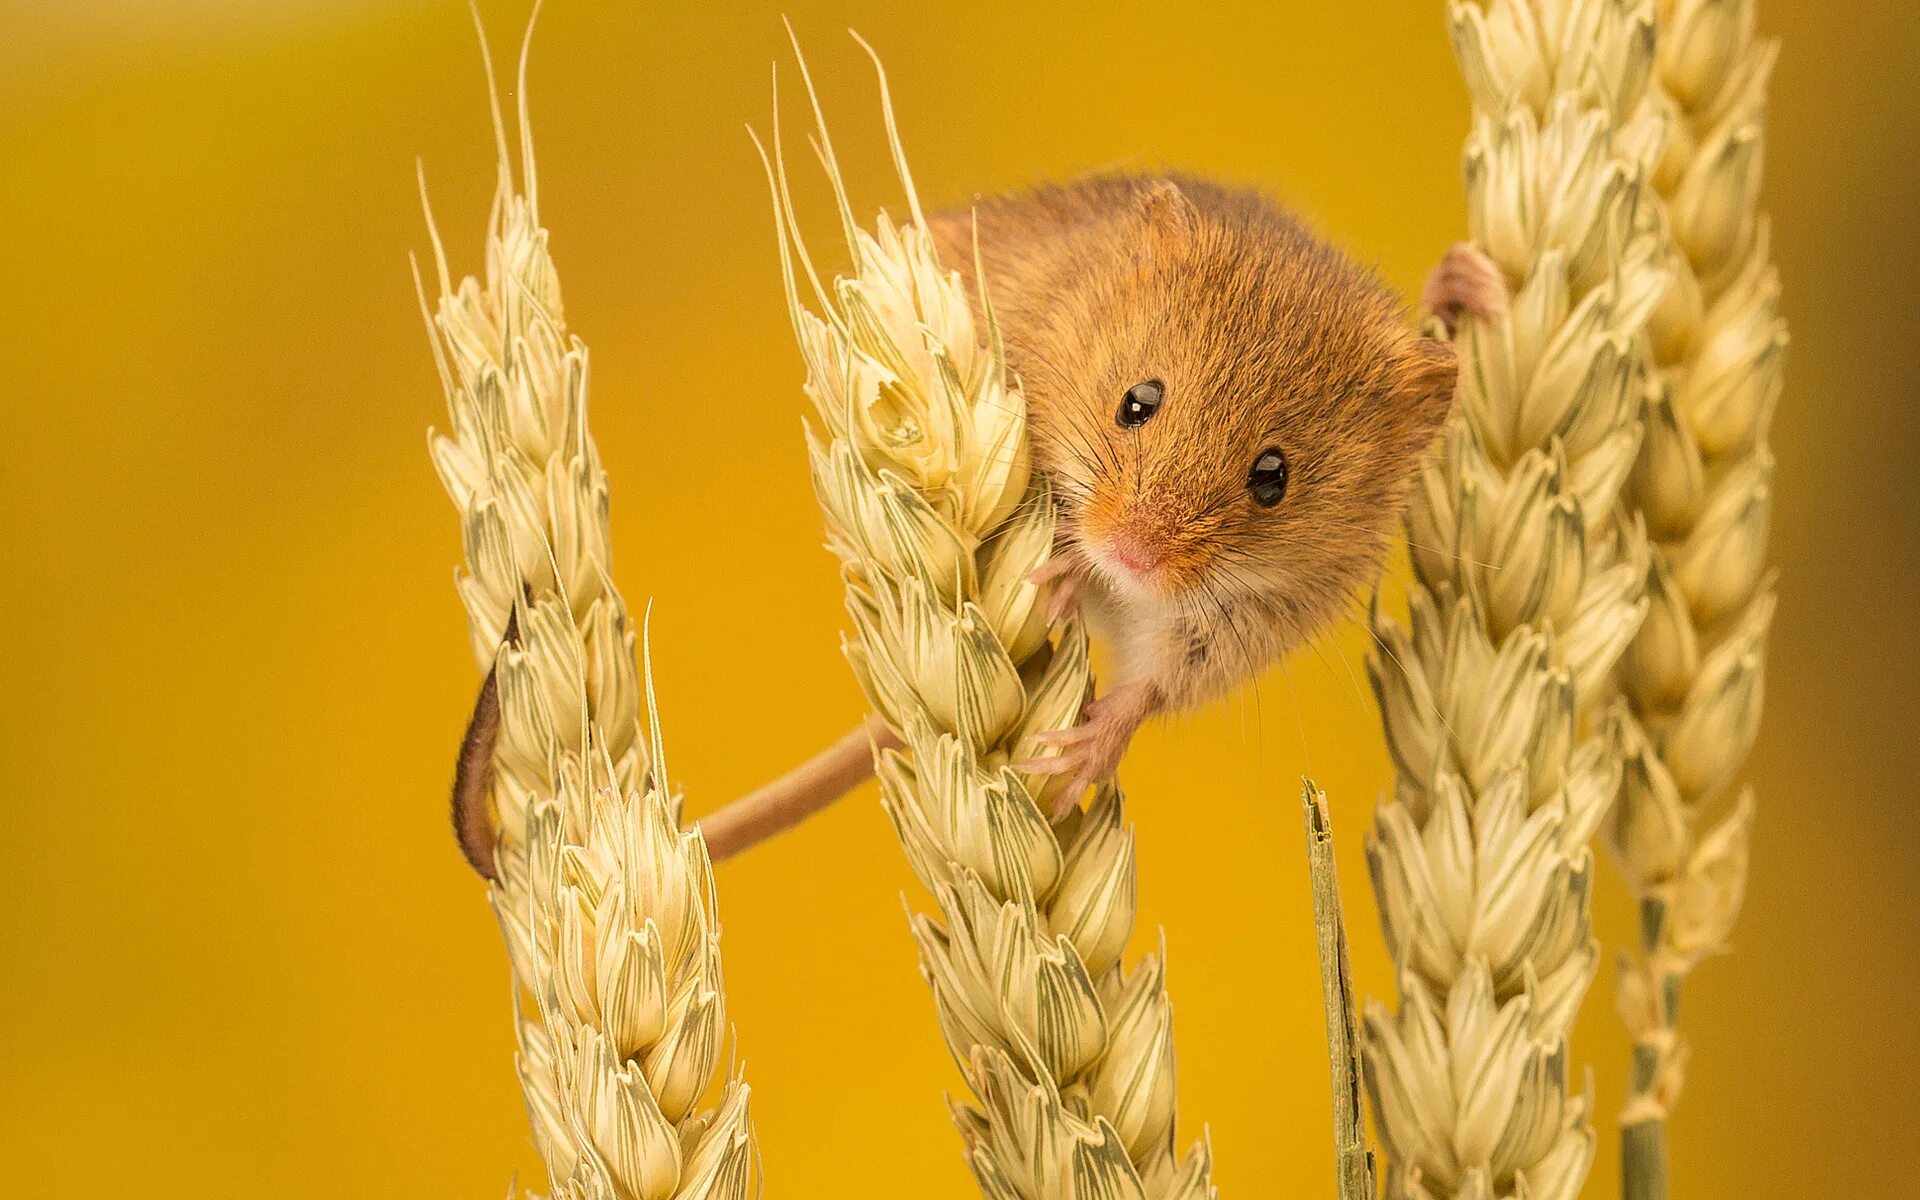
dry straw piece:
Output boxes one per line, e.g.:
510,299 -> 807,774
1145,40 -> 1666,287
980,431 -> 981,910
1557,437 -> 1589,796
1302,783 -> 1378,1200
1610,2 -> 1784,1193
419,26 -> 758,1199
1364,3 -> 1672,1198
758,41 -> 1214,1200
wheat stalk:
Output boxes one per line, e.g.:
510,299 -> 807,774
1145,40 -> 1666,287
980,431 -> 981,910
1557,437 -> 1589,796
756,39 -> 1213,1200
418,19 -> 758,1197
1362,4 -> 1674,1198
1302,783 -> 1377,1200
1608,3 -> 1783,1194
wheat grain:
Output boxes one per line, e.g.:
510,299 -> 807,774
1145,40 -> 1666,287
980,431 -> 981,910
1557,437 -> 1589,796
1608,3 -> 1783,1194
760,36 -> 1214,1200
419,17 -> 758,1197
1363,4 -> 1672,1199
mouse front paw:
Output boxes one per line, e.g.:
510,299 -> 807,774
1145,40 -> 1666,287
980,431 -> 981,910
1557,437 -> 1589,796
1014,681 -> 1158,818
1028,554 -> 1089,624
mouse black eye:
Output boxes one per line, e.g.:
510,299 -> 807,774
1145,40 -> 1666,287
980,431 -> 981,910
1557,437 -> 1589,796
1116,380 -> 1165,428
1247,447 -> 1289,507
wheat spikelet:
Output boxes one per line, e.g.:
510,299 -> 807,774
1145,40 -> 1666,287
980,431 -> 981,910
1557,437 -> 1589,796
1363,4 -> 1673,1198
419,22 -> 758,1198
758,39 -> 1213,1200
1608,3 -> 1783,1191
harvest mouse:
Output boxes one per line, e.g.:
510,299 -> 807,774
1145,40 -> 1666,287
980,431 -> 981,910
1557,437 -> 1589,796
928,173 -> 1498,800
446,172 -> 1501,878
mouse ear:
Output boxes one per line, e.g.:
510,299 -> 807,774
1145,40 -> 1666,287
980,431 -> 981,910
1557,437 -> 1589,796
1392,336 -> 1460,452
1137,178 -> 1199,237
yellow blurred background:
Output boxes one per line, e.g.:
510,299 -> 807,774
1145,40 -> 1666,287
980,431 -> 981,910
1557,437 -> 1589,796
4,1 -> 1915,1195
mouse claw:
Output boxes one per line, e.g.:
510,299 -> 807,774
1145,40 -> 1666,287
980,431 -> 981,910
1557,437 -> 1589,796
1046,573 -> 1087,624
1013,748 -> 1086,820
1028,725 -> 1092,749
1422,242 -> 1508,334
1028,556 -> 1087,623
1013,754 -> 1072,776
1027,557 -> 1073,586
1017,681 -> 1158,818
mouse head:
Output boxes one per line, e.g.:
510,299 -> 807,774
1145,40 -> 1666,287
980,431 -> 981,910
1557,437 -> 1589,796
1030,178 -> 1457,629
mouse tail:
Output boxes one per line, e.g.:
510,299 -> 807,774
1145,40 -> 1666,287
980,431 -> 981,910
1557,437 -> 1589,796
450,668 -> 504,880
451,586 -> 884,875
449,607 -> 521,883
696,717 -> 894,861
451,658 -> 886,879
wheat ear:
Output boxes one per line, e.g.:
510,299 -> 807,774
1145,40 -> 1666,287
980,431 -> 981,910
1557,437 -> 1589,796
1362,4 -> 1673,1198
419,20 -> 758,1197
756,39 -> 1214,1200
1609,3 -> 1784,1193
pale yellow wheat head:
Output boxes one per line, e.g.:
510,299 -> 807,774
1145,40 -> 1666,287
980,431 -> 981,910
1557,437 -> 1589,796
419,22 -> 758,1198
758,39 -> 1214,1200
1364,4 -> 1671,1199
1609,0 -> 1783,1186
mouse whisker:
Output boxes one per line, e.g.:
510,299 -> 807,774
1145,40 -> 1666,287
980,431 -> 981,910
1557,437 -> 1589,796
1183,485 -> 1256,526
1310,514 -> 1501,573
1284,600 -> 1376,716
1358,615 -> 1464,752
1034,419 -> 1129,513
1190,551 -> 1382,719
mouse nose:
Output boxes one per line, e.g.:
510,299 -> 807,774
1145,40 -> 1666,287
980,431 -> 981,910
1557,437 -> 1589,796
1108,531 -> 1167,578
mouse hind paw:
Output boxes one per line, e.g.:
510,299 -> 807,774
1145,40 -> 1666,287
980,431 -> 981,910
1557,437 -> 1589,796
1014,681 -> 1159,818
1422,242 -> 1508,334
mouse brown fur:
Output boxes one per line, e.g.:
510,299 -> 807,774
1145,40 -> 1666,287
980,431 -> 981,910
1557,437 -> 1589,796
929,172 -> 1466,793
